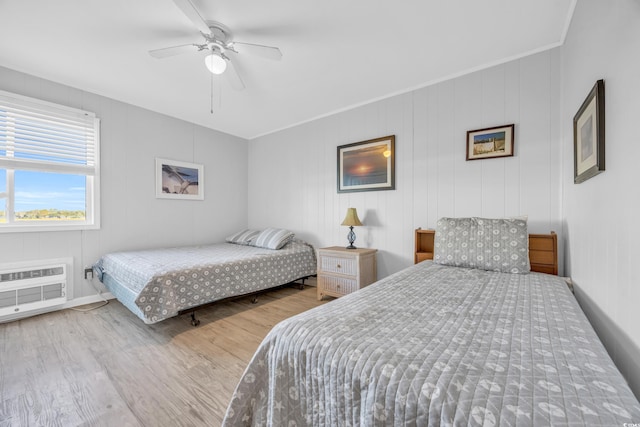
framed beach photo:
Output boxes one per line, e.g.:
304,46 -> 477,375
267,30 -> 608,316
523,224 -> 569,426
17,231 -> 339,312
466,124 -> 515,161
155,158 -> 204,200
574,80 -> 605,184
337,135 -> 395,193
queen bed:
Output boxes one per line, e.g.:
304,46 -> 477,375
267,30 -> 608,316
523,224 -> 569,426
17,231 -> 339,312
93,228 -> 317,325
222,218 -> 640,426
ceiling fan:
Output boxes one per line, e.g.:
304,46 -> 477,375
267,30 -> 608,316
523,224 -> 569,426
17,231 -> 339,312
149,0 -> 283,91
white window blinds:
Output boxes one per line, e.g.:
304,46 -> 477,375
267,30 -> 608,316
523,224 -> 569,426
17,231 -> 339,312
0,90 -> 99,175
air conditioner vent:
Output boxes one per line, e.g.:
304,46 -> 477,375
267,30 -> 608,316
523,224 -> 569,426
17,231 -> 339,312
0,263 -> 67,318
0,266 -> 64,283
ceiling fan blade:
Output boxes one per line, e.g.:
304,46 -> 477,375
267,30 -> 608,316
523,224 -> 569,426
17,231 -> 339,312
172,0 -> 210,34
225,59 -> 245,91
149,44 -> 195,59
233,42 -> 282,61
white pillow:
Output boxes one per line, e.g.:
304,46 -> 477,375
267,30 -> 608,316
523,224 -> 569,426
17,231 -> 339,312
225,229 -> 260,245
252,228 -> 295,250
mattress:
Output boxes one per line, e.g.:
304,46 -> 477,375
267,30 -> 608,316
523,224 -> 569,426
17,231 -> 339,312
94,239 -> 316,324
223,261 -> 640,426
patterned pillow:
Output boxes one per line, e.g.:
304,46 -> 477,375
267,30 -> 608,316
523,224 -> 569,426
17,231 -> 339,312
433,217 -> 480,269
475,217 -> 530,273
225,229 -> 260,245
434,217 -> 530,274
252,228 -> 295,250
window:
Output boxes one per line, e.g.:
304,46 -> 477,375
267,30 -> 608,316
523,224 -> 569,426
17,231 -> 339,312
0,90 -> 100,232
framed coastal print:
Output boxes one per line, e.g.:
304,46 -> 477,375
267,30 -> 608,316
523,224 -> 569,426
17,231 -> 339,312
574,79 -> 605,184
337,135 -> 395,193
466,124 -> 514,160
155,158 -> 204,200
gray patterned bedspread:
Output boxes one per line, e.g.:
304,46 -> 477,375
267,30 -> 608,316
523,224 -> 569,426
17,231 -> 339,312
223,261 -> 640,426
94,239 -> 316,324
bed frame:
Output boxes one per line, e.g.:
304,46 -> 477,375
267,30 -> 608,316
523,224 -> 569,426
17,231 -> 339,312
414,228 -> 558,275
178,276 -> 311,326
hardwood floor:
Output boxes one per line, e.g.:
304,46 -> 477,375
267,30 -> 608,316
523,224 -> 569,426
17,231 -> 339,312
0,282 -> 327,427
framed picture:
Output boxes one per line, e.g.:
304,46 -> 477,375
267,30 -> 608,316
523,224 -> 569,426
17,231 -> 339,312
155,158 -> 204,200
337,135 -> 395,193
466,124 -> 515,161
574,79 -> 605,184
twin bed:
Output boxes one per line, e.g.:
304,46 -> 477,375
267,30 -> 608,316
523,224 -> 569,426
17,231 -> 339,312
222,218 -> 640,426
94,228 -> 316,325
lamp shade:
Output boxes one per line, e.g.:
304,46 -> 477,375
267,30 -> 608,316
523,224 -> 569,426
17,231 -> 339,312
341,208 -> 363,227
205,53 -> 227,74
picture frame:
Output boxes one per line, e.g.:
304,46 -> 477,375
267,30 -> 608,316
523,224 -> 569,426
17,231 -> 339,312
466,124 -> 514,161
155,158 -> 204,200
337,135 -> 395,193
573,79 -> 605,184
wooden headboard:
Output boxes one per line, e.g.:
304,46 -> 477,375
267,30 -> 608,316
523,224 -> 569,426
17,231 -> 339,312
414,228 -> 558,275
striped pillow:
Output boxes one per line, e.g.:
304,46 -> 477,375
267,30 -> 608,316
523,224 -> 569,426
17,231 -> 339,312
225,229 -> 260,245
252,228 -> 295,250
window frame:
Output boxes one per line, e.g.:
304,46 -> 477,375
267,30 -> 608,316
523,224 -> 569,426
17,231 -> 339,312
0,90 -> 100,233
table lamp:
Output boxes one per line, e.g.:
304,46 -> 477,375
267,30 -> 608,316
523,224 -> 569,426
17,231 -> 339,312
341,208 -> 363,249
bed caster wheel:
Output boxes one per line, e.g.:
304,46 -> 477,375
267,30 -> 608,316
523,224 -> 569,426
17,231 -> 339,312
190,313 -> 200,327
251,297 -> 258,304
298,284 -> 304,290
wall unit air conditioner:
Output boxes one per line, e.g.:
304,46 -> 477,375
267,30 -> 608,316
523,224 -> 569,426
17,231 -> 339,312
0,263 -> 67,318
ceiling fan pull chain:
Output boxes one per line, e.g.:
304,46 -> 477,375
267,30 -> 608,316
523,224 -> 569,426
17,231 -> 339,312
210,70 -> 214,114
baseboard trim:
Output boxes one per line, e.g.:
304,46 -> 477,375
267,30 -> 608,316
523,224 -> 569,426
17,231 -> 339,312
62,292 -> 115,308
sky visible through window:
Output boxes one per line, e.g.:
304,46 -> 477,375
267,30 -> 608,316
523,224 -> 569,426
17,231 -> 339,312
0,169 -> 86,221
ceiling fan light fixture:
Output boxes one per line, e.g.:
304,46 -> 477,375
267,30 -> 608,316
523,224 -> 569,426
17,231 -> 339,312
205,53 -> 227,74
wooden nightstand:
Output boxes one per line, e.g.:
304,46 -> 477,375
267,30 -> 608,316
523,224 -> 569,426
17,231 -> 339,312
317,247 -> 377,300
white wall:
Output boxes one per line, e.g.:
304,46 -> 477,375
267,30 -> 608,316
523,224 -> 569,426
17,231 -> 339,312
249,49 -> 562,279
561,0 -> 640,396
0,66 -> 248,307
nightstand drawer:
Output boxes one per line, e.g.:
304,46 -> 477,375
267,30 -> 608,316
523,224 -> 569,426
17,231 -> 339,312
318,275 -> 358,295
320,256 -> 356,276
316,247 -> 377,301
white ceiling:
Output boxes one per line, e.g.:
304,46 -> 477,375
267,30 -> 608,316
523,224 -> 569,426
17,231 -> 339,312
0,0 -> 575,140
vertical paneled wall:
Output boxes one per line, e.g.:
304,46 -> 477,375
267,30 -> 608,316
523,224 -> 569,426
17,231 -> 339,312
0,66 -> 248,304
248,49 -> 562,278
561,0 -> 640,396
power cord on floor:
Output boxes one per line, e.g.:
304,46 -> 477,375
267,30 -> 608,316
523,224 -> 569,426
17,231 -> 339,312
70,272 -> 109,312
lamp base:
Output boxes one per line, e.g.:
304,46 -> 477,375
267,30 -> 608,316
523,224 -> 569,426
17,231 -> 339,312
346,226 -> 357,249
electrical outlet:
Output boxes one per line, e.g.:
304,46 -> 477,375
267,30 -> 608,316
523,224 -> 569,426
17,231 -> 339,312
84,267 -> 94,280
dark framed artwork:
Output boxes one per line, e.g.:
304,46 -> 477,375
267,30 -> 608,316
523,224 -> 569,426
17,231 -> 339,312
337,135 -> 395,193
466,124 -> 514,160
155,158 -> 204,200
574,79 -> 605,184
